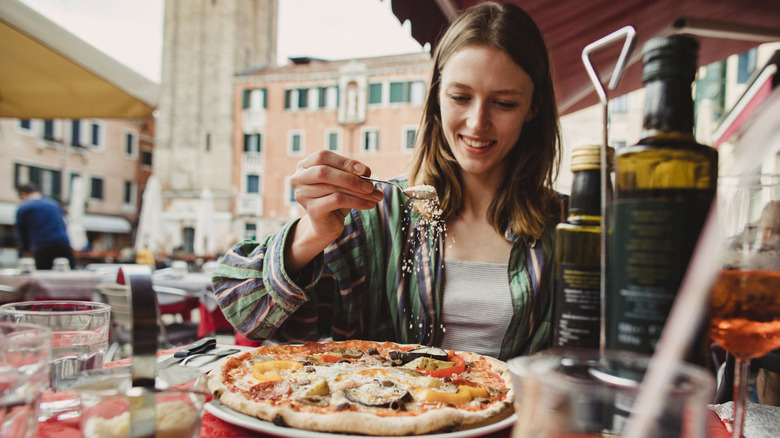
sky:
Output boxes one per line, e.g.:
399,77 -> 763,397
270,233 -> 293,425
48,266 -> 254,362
19,0 -> 425,83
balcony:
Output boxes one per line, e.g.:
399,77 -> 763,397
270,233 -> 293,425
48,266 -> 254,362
238,193 -> 263,217
242,152 -> 263,169
243,109 -> 266,132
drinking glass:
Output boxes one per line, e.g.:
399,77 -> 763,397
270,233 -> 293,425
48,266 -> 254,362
710,173 -> 780,438
0,301 -> 110,421
508,351 -> 714,437
0,322 -> 51,438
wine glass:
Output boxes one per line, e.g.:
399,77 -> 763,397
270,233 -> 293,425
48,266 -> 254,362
710,172 -> 780,438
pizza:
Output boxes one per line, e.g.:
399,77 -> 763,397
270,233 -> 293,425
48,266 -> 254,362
207,339 -> 514,436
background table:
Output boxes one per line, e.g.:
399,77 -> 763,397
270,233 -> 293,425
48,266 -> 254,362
0,270 -> 102,302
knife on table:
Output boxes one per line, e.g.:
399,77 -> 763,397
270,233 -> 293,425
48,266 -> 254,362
157,337 -> 217,369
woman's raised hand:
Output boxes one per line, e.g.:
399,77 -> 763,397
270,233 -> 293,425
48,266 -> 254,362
285,151 -> 384,272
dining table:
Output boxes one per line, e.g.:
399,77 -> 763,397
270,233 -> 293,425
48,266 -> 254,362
0,269 -> 102,302
30,343 -> 737,438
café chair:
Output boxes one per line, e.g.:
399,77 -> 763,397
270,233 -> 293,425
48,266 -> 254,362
96,282 -> 199,361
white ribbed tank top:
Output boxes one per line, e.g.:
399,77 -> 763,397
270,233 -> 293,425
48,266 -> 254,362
439,257 -> 513,358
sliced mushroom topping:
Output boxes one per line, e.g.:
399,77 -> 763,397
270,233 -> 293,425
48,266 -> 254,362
388,347 -> 449,364
344,380 -> 411,409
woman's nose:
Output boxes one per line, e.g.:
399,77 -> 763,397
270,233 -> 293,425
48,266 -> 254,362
466,101 -> 489,130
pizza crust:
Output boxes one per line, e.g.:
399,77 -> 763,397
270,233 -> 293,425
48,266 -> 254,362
207,342 -> 514,436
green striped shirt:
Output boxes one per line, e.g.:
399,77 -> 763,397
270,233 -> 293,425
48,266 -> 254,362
212,180 -> 556,360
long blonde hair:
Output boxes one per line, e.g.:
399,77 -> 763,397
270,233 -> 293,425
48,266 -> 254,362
408,2 -> 561,239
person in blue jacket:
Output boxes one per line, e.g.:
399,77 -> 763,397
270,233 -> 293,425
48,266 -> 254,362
15,183 -> 76,270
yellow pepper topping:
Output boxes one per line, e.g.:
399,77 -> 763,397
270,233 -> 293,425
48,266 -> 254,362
251,360 -> 303,382
415,385 -> 488,405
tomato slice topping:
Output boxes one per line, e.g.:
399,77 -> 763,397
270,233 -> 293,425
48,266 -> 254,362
422,350 -> 466,378
319,354 -> 353,363
248,381 -> 291,401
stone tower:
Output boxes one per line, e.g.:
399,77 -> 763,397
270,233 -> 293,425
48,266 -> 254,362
154,0 -> 278,255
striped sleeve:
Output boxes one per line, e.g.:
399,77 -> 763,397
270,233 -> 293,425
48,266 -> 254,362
210,220 -> 324,340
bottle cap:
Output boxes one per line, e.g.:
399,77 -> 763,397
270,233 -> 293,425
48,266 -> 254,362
641,35 -> 699,83
571,144 -> 614,172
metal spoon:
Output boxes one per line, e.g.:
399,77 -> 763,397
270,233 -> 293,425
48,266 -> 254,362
360,176 -> 437,200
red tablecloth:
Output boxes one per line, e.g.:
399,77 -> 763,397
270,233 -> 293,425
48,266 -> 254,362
32,410 -> 731,438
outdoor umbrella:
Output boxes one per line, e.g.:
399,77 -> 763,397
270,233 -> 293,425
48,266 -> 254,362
135,175 -> 165,254
66,175 -> 88,251
390,0 -> 780,115
0,0 -> 157,119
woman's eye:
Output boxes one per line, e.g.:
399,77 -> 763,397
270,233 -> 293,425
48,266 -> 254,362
494,100 -> 518,109
449,94 -> 470,102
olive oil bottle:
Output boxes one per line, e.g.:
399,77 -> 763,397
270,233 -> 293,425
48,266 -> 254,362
553,144 -> 612,350
605,35 -> 717,361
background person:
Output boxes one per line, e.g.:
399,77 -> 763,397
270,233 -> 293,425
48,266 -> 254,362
15,183 -> 76,270
212,2 -> 562,360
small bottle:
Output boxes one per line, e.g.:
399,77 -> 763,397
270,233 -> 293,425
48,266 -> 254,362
606,35 -> 718,362
553,144 -> 612,350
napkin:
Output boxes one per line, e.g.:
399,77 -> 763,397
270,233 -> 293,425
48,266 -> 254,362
710,402 -> 780,438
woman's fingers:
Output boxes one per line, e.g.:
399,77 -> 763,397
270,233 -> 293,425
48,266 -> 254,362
292,151 -> 381,201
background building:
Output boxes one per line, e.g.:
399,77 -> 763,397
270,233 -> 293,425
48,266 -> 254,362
152,0 -> 278,258
233,53 -> 431,239
0,116 -> 154,266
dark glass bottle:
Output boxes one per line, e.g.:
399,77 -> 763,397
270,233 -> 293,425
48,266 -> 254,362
605,35 -> 718,362
553,144 -> 612,350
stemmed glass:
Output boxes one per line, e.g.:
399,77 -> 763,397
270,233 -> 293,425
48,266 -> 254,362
710,172 -> 780,438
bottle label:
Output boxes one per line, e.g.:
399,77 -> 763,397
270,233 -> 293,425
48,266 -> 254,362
607,197 -> 708,353
554,263 -> 600,349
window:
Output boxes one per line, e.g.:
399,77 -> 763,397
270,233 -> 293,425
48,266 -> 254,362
737,48 -> 757,84
389,82 -> 406,103
15,163 -> 61,199
289,132 -> 303,155
368,83 -> 383,104
410,81 -> 425,105
90,121 -> 102,148
123,181 -> 133,204
19,119 -> 32,131
243,88 -> 267,109
90,177 -> 104,200
389,81 -> 425,104
125,131 -> 137,156
205,133 -> 211,152
141,150 -> 153,167
362,129 -> 378,152
403,128 -> 417,151
244,223 -> 257,240
284,89 -> 293,109
610,95 -> 628,114
71,120 -> 81,146
244,133 -> 262,153
43,120 -> 55,140
318,87 -> 327,108
326,131 -> 339,151
287,184 -> 297,204
297,88 -> 308,108
246,174 -> 260,194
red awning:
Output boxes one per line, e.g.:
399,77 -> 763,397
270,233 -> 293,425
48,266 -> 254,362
713,52 -> 779,148
389,0 -> 780,115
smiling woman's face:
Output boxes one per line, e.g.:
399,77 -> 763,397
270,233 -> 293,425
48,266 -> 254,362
438,45 -> 535,180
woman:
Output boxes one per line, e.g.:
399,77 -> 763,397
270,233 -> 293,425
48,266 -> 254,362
212,2 -> 562,360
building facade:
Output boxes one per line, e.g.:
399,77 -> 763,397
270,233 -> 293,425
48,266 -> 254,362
153,0 -> 278,256
0,116 -> 154,267
232,53 -> 431,239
